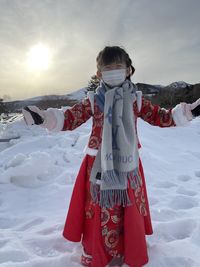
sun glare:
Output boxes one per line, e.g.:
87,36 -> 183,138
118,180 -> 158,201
27,43 -> 51,71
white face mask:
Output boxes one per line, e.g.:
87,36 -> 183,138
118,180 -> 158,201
101,69 -> 126,87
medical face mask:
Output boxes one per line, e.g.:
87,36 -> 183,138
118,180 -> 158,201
101,69 -> 126,87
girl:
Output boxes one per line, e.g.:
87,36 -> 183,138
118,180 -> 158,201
22,46 -> 200,267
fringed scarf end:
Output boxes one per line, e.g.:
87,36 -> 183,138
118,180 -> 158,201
90,184 -> 131,208
90,182 -> 100,203
99,189 -> 131,208
90,167 -> 143,208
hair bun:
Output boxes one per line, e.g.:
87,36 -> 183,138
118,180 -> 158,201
131,65 -> 135,75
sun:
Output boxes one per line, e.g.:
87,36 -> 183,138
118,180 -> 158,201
27,43 -> 51,71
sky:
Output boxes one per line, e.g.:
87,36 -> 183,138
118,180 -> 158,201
0,0 -> 200,101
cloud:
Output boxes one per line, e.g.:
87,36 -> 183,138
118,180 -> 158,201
0,0 -> 199,100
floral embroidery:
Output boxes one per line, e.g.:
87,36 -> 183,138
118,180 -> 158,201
105,230 -> 119,249
63,98 -> 92,130
85,207 -> 94,219
88,136 -> 100,149
81,254 -> 92,267
134,186 -> 147,216
135,98 -> 175,127
101,208 -> 110,226
101,206 -> 124,257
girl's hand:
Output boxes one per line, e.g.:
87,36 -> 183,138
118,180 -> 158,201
22,106 -> 45,126
22,106 -> 64,131
179,99 -> 200,121
191,98 -> 200,118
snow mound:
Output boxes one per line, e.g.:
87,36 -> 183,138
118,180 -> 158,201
0,113 -> 200,266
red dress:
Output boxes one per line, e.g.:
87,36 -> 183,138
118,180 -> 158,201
62,96 -> 175,267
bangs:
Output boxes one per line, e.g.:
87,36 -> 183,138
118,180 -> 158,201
97,47 -> 127,68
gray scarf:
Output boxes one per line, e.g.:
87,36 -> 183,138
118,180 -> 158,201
90,80 -> 142,208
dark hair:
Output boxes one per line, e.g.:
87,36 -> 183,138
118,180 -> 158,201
96,46 -> 135,76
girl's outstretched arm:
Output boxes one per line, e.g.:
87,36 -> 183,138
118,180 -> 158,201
134,97 -> 200,127
22,97 -> 93,131
62,98 -> 92,131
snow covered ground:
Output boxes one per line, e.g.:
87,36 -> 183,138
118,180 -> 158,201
0,113 -> 200,267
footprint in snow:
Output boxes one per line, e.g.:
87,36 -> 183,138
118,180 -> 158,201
24,236 -> 74,258
151,208 -> 184,222
169,195 -> 199,210
153,219 -> 196,243
0,250 -> 29,264
10,175 -> 46,188
69,244 -> 83,265
16,217 -> 44,231
0,239 -> 9,249
5,153 -> 26,169
0,217 -> 22,229
37,224 -> 63,235
176,187 -> 197,197
164,256 -> 194,267
148,246 -> 195,267
194,170 -> 200,178
149,197 -> 159,206
190,151 -> 200,159
177,175 -> 192,182
154,181 -> 177,189
191,225 -> 200,246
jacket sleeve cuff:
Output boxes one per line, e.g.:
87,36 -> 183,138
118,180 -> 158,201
172,103 -> 190,126
45,108 -> 65,132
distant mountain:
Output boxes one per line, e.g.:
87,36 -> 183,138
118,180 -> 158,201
24,87 -> 87,102
140,82 -> 199,108
136,83 -> 163,95
0,81 -> 199,114
136,81 -> 192,95
1,87 -> 88,113
164,81 -> 192,91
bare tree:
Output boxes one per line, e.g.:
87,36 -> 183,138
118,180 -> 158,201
0,97 -> 8,114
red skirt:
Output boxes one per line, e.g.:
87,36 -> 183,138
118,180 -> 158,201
63,155 -> 153,267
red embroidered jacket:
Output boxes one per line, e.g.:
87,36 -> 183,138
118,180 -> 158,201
62,97 -> 175,150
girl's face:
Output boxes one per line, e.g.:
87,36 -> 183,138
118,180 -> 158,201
97,62 -> 131,78
96,62 -> 131,87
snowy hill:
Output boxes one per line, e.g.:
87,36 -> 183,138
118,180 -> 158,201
166,81 -> 192,90
0,114 -> 200,266
1,81 -> 199,114
1,88 -> 87,113
137,81 -> 192,95
24,88 -> 87,102
136,83 -> 162,95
